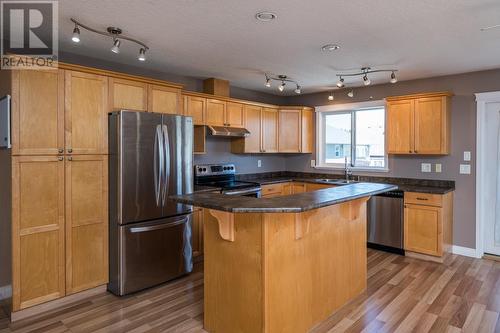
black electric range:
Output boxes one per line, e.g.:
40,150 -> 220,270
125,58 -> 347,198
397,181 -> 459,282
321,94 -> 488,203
195,164 -> 261,197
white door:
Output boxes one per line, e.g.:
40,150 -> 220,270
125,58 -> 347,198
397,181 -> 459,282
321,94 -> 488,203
483,102 -> 500,255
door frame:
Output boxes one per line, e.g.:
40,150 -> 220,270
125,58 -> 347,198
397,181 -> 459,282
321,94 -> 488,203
476,91 -> 500,257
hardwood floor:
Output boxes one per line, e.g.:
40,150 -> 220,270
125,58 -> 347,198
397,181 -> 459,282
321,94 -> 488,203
1,249 -> 499,333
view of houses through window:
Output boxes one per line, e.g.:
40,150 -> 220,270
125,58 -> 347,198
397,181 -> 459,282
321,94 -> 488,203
320,106 -> 386,169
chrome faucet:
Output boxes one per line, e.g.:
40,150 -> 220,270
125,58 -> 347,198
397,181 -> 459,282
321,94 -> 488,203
344,156 -> 353,182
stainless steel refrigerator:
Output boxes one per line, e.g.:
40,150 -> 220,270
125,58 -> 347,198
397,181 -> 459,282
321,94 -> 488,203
108,110 -> 194,296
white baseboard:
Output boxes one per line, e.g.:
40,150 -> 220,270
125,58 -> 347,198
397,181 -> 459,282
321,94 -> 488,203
452,245 -> 481,258
0,285 -> 12,300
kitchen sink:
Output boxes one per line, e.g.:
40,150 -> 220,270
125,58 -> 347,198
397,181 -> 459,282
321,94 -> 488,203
315,179 -> 358,185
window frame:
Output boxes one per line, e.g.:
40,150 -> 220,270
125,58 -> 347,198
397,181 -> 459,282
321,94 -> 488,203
315,100 -> 389,172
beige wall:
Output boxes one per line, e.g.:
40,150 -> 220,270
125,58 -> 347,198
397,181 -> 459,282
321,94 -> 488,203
284,68 -> 500,249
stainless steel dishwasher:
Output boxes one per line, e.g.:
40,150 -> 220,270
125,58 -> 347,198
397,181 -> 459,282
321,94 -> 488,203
367,190 -> 404,254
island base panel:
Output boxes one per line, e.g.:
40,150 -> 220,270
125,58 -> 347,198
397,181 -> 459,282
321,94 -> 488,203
203,198 -> 368,333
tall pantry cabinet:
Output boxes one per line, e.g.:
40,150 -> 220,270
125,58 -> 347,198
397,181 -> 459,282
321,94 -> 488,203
9,69 -> 109,310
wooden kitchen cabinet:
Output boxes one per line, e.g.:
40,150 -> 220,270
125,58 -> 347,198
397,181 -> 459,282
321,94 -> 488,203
226,102 -> 244,128
261,107 -> 279,153
301,108 -> 314,153
231,104 -> 262,153
206,99 -> 226,126
148,84 -> 181,115
305,183 -> 335,192
11,69 -> 65,156
192,207 -> 204,257
65,71 -> 108,155
12,156 -> 66,310
65,155 -> 108,294
109,77 -> 148,111
278,109 -> 302,153
386,92 -> 451,155
184,95 -> 206,125
404,191 -> 453,258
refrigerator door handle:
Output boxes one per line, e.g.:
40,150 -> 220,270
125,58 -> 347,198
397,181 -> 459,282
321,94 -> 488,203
161,124 -> 171,205
128,217 -> 188,233
154,125 -> 164,206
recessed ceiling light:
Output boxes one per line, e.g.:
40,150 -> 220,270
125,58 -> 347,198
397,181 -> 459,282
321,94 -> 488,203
255,11 -> 277,22
321,44 -> 341,51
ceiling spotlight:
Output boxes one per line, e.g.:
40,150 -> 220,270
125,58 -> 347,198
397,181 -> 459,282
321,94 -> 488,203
336,77 -> 344,88
294,85 -> 301,94
328,92 -> 334,101
278,81 -> 286,92
347,90 -> 354,98
321,44 -> 341,51
138,48 -> 146,61
363,74 -> 371,86
265,78 -> 271,88
255,11 -> 277,22
111,39 -> 121,54
71,24 -> 80,43
390,71 -> 397,84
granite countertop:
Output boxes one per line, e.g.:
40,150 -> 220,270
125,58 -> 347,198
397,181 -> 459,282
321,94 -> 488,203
244,177 -> 454,195
173,182 -> 398,213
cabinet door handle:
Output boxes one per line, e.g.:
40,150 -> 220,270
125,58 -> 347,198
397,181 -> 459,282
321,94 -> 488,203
416,197 -> 428,201
67,156 -> 73,161
67,148 -> 73,153
409,150 -> 412,153
58,148 -> 64,154
58,156 -> 64,161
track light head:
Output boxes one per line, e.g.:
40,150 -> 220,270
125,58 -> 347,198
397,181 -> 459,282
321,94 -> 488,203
72,25 -> 80,43
363,74 -> 371,86
294,85 -> 301,94
265,78 -> 271,88
278,81 -> 285,92
138,48 -> 146,61
347,90 -> 354,98
336,77 -> 344,88
390,71 -> 397,84
328,92 -> 334,101
111,39 -> 121,54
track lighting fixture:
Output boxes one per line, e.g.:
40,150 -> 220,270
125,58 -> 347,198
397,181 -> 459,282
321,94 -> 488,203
278,81 -> 286,92
70,18 -> 150,62
72,24 -> 80,43
390,71 -> 397,84
336,67 -> 398,87
328,92 -> 334,101
347,90 -> 354,98
263,74 -> 301,94
111,39 -> 121,54
138,48 -> 147,61
363,74 -> 371,86
336,77 -> 344,88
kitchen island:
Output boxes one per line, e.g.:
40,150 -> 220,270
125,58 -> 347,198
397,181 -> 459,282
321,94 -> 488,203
172,182 -> 397,333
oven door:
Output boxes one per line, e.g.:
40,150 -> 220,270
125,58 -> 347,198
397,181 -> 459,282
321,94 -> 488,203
223,187 -> 262,198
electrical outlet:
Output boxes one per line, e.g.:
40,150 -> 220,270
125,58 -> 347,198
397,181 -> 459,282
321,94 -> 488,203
310,160 -> 316,168
257,160 -> 262,168
421,163 -> 431,173
464,151 -> 471,161
435,164 -> 442,173
459,164 -> 471,174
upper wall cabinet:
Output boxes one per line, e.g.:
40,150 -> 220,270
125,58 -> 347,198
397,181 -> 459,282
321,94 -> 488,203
109,78 -> 148,111
11,69 -> 65,156
278,109 -> 302,153
147,84 -> 181,114
226,102 -> 244,128
184,95 -> 206,125
206,99 -> 226,126
231,104 -> 262,153
301,108 -> 314,153
65,71 -> 108,155
386,92 -> 452,155
261,107 -> 279,153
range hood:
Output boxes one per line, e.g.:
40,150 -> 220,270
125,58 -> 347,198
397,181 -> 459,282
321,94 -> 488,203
207,125 -> 250,137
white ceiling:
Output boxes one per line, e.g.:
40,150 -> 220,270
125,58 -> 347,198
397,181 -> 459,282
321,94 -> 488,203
59,0 -> 500,95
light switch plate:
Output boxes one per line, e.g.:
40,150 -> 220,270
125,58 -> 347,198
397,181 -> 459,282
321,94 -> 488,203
310,160 -> 316,168
421,163 -> 432,173
435,164 -> 442,173
464,151 -> 471,161
459,164 -> 471,174
257,160 -> 262,168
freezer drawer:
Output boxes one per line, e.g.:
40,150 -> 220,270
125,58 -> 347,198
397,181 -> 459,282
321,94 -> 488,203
108,214 -> 193,296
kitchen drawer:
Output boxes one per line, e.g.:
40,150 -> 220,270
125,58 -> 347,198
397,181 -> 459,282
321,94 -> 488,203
261,183 -> 283,197
404,192 -> 442,207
